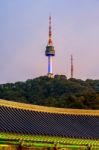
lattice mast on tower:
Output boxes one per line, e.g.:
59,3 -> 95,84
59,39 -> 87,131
71,55 -> 73,78
45,16 -> 55,78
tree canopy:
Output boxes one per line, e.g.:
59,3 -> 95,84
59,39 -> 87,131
0,76 -> 99,109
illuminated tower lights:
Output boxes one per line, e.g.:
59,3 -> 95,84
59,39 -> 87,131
45,16 -> 55,78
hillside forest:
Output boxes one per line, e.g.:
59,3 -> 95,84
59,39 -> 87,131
0,75 -> 99,109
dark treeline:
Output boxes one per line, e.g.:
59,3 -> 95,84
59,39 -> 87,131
0,75 -> 99,109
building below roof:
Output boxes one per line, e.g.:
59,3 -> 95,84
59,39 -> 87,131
0,99 -> 99,150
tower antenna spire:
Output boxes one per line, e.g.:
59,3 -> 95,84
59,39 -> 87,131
48,15 -> 53,45
71,55 -> 73,78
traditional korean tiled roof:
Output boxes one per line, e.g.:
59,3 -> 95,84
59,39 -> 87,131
0,99 -> 99,146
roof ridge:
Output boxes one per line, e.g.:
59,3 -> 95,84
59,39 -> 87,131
0,99 -> 99,116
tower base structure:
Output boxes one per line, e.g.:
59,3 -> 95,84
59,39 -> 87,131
47,73 -> 54,78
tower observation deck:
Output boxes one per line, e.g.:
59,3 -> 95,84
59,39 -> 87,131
45,16 -> 55,78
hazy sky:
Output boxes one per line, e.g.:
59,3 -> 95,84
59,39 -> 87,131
0,0 -> 99,83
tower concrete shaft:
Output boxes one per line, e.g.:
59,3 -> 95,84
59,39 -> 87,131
48,56 -> 52,74
45,16 -> 55,78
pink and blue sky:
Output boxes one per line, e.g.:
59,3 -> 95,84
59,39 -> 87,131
0,0 -> 99,83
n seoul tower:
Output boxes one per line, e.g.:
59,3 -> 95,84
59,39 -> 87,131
45,16 -> 55,78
